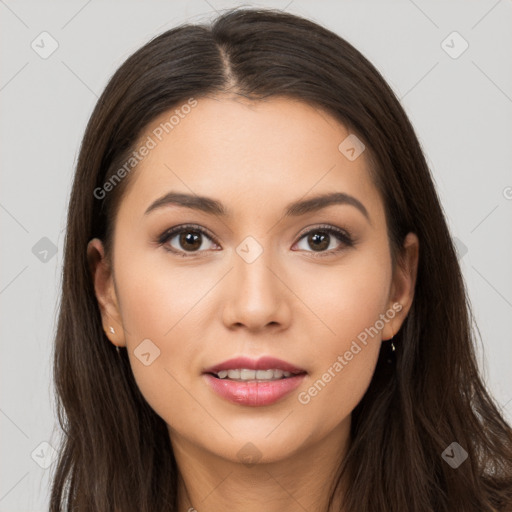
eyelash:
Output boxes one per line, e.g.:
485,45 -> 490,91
157,223 -> 355,259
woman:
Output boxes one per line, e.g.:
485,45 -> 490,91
50,7 -> 512,511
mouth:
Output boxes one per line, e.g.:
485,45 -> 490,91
202,356 -> 308,382
202,356 -> 307,405
206,368 -> 306,382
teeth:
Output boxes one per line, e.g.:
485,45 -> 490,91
228,369 -> 241,379
215,369 -> 293,381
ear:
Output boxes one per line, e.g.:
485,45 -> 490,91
86,238 -> 126,348
382,232 -> 419,340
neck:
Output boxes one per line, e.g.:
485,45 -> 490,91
170,418 -> 350,512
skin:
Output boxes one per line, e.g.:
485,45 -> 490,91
87,95 -> 419,512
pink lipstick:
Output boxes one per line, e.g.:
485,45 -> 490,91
202,356 -> 307,407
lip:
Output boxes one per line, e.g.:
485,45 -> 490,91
202,356 -> 307,407
203,373 -> 307,407
202,356 -> 306,375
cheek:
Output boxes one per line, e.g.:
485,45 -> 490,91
115,248 -> 217,339
295,341 -> 380,440
292,253 -> 390,423
112,247 -> 230,424
298,247 -> 392,341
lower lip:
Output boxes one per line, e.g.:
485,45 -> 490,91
203,373 -> 306,407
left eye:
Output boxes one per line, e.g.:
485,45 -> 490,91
293,226 -> 353,255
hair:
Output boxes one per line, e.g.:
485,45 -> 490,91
50,7 -> 512,512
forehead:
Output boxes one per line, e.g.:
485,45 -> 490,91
118,95 -> 383,224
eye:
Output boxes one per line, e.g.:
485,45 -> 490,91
158,224 -> 219,257
293,224 -> 354,257
157,223 -> 355,258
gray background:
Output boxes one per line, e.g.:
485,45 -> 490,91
1,1 -> 511,510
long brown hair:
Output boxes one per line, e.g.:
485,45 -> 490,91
50,8 -> 512,511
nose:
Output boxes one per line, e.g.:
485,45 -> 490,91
221,246 -> 292,333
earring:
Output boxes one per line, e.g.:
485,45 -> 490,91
387,330 -> 396,364
109,326 -> 115,334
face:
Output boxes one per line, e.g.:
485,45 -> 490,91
88,95 -> 418,467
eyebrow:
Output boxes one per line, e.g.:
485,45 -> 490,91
144,191 -> 370,223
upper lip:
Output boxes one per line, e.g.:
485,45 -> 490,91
203,356 -> 307,375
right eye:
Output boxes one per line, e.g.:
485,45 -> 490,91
158,224 -> 220,257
